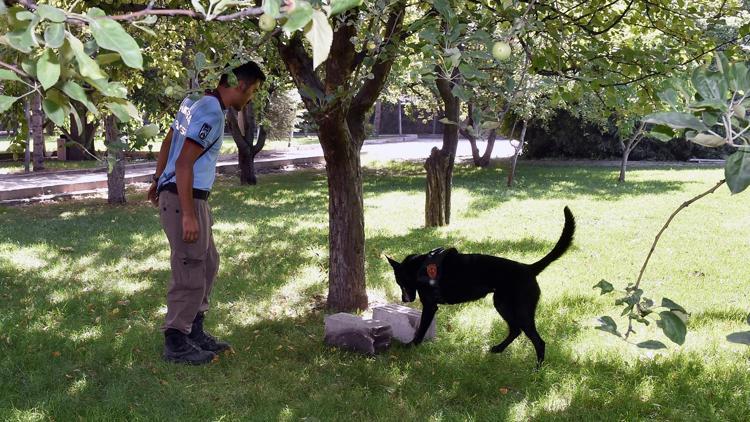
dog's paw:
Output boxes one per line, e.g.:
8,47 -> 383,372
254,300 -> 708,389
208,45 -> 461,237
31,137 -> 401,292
489,345 -> 504,354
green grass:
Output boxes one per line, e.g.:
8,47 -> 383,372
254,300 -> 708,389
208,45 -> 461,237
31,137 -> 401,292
1,162 -> 749,420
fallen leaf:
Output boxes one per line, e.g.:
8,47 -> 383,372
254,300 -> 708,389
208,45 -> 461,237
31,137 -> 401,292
111,308 -> 120,316
158,379 -> 168,385
499,387 -> 510,395
51,351 -> 61,357
212,355 -> 220,363
117,300 -> 130,306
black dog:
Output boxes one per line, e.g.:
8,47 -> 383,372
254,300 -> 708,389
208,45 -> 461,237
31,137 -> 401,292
387,207 -> 575,366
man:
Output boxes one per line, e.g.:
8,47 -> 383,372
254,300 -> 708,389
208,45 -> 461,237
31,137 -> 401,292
147,61 -> 265,364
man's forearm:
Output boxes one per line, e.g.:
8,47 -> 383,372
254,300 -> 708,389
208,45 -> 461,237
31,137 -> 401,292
175,161 -> 196,217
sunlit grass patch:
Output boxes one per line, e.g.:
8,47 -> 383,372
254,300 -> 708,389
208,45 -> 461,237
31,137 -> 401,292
1,163 -> 749,420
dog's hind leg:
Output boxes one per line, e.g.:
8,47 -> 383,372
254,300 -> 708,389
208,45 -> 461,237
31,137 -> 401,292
490,294 -> 522,354
520,319 -> 545,367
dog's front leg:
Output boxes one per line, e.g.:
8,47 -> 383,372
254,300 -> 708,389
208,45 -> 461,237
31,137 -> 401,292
410,303 -> 438,345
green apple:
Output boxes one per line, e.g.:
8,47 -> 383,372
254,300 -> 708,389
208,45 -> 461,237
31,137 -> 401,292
492,41 -> 511,61
259,13 -> 276,32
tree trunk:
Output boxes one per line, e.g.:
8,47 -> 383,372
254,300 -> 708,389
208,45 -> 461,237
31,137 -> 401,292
24,98 -> 31,173
104,115 -> 126,204
373,100 -> 382,136
65,105 -> 98,161
425,147 -> 453,226
619,149 -> 630,183
618,122 -> 645,184
460,104 -> 494,168
276,3 -> 405,311
228,105 -> 266,185
479,130 -> 497,167
320,118 -> 368,311
397,98 -> 403,135
507,121 -> 527,188
31,92 -> 45,172
425,68 -> 460,227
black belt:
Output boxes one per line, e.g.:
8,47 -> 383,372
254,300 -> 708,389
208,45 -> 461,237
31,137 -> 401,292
157,182 -> 210,200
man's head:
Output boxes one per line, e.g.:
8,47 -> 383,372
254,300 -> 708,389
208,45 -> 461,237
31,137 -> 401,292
217,61 -> 266,110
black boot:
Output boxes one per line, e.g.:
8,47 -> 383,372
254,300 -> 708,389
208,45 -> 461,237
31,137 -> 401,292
188,312 -> 232,353
163,328 -> 215,365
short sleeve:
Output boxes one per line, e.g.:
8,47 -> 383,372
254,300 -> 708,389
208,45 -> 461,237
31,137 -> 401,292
185,104 -> 223,149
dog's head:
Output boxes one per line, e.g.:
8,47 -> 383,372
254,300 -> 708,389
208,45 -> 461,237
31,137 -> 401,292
386,254 -> 421,303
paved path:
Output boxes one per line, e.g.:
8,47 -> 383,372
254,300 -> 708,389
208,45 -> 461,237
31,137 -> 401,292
0,136 -> 515,203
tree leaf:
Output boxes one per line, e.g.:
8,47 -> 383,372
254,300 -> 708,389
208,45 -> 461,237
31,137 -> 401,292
636,340 -> 667,350
304,10 -> 333,70
264,0 -> 282,18
95,53 -> 122,66
657,311 -> 687,345
642,112 -> 710,132
282,1 -> 313,33
439,118 -> 457,125
44,22 -> 65,48
42,89 -> 68,126
7,22 -> 35,53
37,49 -> 61,90
135,124 -> 160,139
726,331 -> 750,345
86,78 -> 127,98
481,121 -> 502,130
329,0 -> 363,16
191,0 -> 206,16
194,52 -> 206,72
687,133 -> 725,148
595,316 -> 620,336
61,80 -> 97,115
592,279 -> 615,295
691,67 -> 724,101
0,96 -> 19,113
89,17 -> 143,69
106,101 -> 139,123
725,150 -> 750,194
0,69 -> 23,82
36,4 -> 67,22
66,35 -> 106,80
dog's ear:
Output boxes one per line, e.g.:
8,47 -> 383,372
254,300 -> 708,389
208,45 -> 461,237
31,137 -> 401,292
386,256 -> 400,269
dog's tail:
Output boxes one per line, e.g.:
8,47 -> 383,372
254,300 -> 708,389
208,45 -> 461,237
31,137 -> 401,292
528,206 -> 575,275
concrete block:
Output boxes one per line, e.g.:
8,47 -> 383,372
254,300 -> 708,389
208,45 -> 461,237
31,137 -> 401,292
372,304 -> 435,343
324,313 -> 392,355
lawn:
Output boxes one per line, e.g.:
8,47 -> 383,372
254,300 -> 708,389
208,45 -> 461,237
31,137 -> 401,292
1,162 -> 749,420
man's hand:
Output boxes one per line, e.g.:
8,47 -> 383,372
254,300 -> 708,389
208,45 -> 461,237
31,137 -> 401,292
147,181 -> 159,206
182,214 -> 199,243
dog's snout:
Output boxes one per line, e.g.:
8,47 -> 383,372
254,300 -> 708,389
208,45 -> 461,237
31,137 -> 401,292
401,289 -> 415,303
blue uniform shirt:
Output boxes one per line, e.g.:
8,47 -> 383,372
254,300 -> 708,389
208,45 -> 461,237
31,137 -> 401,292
158,94 -> 226,192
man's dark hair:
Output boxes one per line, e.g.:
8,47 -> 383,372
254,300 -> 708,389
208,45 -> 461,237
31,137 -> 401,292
220,61 -> 266,87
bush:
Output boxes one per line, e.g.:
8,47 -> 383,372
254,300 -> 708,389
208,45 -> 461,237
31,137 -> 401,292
523,109 -> 733,161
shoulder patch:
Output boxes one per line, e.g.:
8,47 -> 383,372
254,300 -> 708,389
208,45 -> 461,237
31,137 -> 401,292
198,123 -> 212,140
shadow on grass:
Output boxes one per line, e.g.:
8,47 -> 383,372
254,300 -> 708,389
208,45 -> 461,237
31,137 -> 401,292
1,164 -> 747,419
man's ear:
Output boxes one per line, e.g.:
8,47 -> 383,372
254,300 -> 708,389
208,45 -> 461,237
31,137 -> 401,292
386,256 -> 400,269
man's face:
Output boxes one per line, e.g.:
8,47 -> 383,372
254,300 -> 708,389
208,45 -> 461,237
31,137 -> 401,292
236,80 -> 260,109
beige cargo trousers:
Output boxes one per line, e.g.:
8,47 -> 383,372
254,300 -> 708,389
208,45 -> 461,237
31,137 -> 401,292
158,190 -> 219,334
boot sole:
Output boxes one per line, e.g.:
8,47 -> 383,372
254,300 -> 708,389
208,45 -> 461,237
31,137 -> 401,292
162,353 -> 215,365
